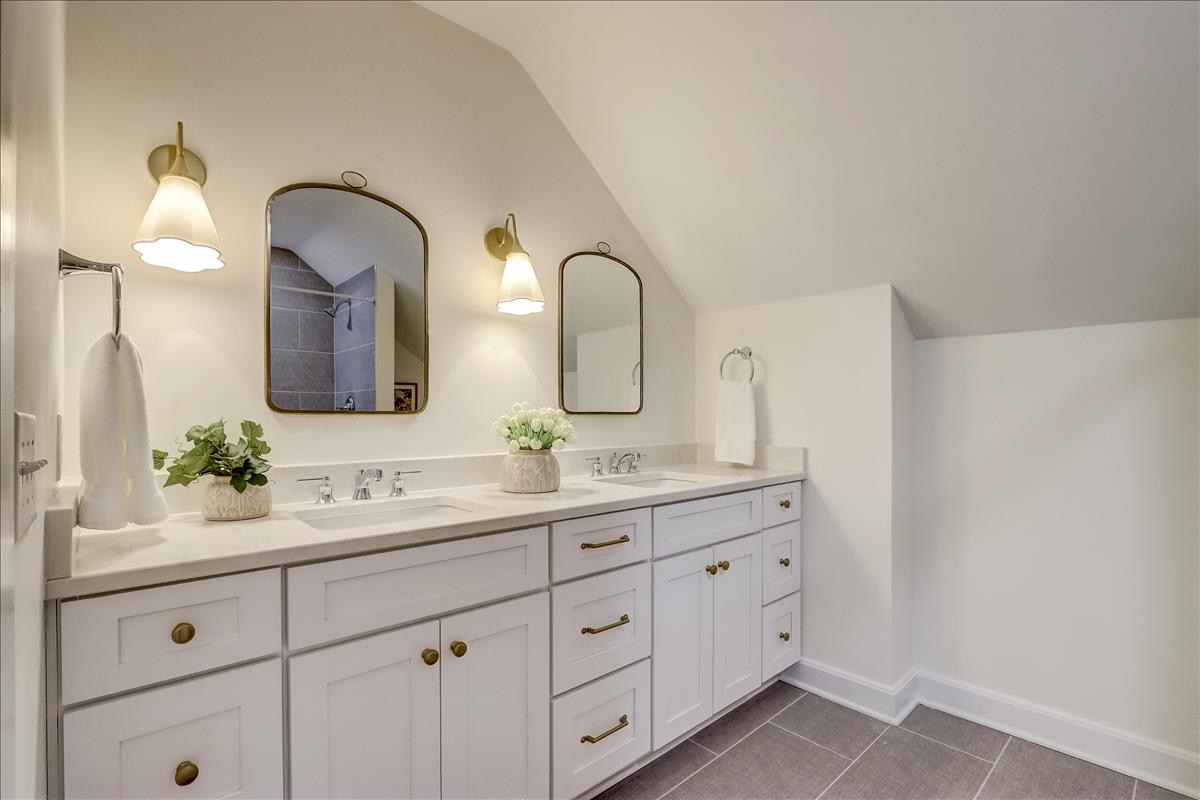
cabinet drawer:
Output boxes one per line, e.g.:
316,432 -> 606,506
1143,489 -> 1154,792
762,521 -> 802,604
762,592 -> 802,679
652,490 -> 762,557
60,569 -> 281,704
552,660 -> 651,800
552,563 -> 651,694
63,660 -> 283,799
762,481 -> 803,528
551,508 -> 651,582
288,527 -> 548,648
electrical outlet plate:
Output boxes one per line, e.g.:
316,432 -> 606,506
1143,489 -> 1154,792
15,411 -> 36,539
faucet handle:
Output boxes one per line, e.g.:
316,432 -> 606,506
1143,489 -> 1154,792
631,452 -> 643,473
582,457 -> 604,478
297,475 -> 335,504
389,470 -> 422,497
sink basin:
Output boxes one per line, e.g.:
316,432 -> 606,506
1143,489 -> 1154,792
594,471 -> 715,489
292,496 -> 493,531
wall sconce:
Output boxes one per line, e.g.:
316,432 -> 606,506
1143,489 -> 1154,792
132,121 -> 224,272
485,212 -> 544,315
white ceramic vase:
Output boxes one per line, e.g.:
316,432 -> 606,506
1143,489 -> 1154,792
202,475 -> 273,521
499,450 -> 561,493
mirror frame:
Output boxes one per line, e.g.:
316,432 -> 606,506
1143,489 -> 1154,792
557,249 -> 644,415
263,182 -> 430,414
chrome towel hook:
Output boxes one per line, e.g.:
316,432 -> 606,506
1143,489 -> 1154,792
718,346 -> 754,382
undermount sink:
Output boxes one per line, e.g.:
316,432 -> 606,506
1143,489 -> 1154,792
292,496 -> 494,531
594,471 -> 715,489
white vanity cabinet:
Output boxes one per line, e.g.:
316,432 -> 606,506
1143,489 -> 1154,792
50,476 -> 805,800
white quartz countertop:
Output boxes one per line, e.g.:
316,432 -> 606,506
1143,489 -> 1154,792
47,464 -> 804,599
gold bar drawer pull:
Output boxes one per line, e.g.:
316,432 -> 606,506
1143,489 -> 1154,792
580,534 -> 630,550
581,714 -> 629,744
581,614 -> 630,635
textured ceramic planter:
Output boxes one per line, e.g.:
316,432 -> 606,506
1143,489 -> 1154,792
202,476 -> 273,521
499,450 -> 561,493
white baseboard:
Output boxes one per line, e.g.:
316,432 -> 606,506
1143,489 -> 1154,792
781,660 -> 1199,799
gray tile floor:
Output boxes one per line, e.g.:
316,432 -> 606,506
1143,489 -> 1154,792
596,682 -> 1191,800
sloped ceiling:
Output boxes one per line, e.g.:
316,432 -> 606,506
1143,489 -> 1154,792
420,0 -> 1198,338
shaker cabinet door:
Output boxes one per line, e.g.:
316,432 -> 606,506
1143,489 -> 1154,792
652,547 -> 715,749
440,591 -> 550,800
63,660 -> 283,799
712,533 -> 763,713
289,622 -> 441,800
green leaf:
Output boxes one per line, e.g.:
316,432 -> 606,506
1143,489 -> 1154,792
241,420 -> 264,439
230,475 -> 248,493
249,473 -> 268,487
152,449 -> 168,470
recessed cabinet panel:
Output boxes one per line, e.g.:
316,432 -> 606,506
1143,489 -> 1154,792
60,569 -> 281,704
762,521 -> 803,604
712,534 -> 763,712
762,592 -> 803,680
653,490 -> 762,557
552,563 -> 651,694
552,660 -> 651,800
288,527 -> 548,648
289,622 -> 440,800
441,592 -> 550,800
762,481 -> 802,528
551,508 -> 651,582
652,548 -> 715,750
62,660 -> 283,799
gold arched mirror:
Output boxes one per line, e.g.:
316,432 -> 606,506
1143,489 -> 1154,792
265,183 -> 428,413
558,248 -> 643,414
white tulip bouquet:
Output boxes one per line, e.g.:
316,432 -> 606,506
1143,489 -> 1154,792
495,402 -> 575,452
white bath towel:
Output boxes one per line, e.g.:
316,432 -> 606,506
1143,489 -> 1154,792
714,376 -> 756,466
76,333 -> 169,529
77,335 -> 127,529
117,335 -> 168,525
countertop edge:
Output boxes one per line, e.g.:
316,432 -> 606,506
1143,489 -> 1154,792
46,470 -> 805,600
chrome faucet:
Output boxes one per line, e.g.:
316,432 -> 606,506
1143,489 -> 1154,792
389,470 -> 422,497
353,468 -> 383,500
610,452 -> 642,475
582,457 -> 604,478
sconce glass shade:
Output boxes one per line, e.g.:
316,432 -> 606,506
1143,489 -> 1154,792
133,173 -> 224,272
497,250 -> 545,315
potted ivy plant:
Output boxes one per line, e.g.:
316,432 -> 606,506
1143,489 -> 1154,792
153,420 -> 274,521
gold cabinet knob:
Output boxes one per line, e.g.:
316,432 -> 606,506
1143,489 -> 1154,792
174,760 -> 199,787
718,560 -> 730,571
779,498 -> 792,509
171,622 -> 196,645
705,564 -> 718,575
779,632 -> 791,642
421,648 -> 439,666
450,640 -> 468,658
779,557 -> 791,567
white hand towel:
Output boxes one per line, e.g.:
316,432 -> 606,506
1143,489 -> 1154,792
77,335 -> 128,530
117,335 -> 168,525
714,377 -> 756,466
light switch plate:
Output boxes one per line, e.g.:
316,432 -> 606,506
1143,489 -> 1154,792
15,411 -> 37,538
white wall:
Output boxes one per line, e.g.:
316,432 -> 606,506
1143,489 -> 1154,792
0,1 -> 65,796
59,0 -> 694,478
695,285 -> 912,685
914,318 -> 1200,755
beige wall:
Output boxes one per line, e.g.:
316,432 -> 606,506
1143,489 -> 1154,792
914,318 -> 1200,755
695,285 -> 913,685
59,0 -> 694,478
